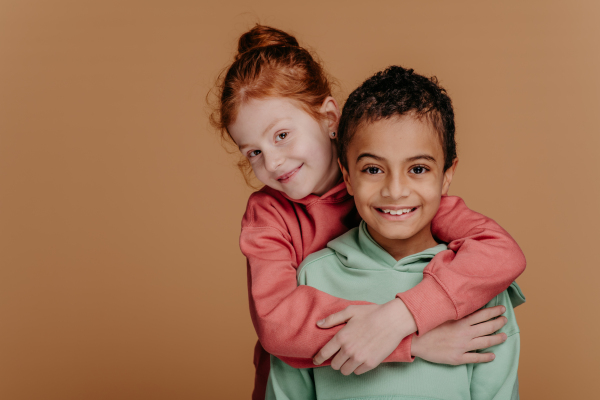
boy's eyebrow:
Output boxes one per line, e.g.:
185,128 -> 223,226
355,153 -> 437,163
405,154 -> 437,163
356,153 -> 385,163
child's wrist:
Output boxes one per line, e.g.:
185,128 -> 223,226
410,333 -> 420,357
389,298 -> 418,336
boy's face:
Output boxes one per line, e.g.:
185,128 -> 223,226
341,114 -> 457,256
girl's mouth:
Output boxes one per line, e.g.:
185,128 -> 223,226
277,164 -> 303,183
376,206 -> 419,220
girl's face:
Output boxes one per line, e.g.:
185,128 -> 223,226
228,97 -> 341,199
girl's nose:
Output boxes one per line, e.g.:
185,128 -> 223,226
381,176 -> 410,199
263,151 -> 285,173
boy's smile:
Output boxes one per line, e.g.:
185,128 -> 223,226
341,114 -> 457,260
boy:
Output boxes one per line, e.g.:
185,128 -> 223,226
267,66 -> 524,400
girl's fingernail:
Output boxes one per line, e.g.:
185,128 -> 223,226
317,319 -> 325,326
501,306 -> 506,313
313,358 -> 320,365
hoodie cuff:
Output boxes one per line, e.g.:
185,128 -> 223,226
396,274 -> 457,335
384,333 -> 414,363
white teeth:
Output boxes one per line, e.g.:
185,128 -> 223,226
381,208 -> 413,215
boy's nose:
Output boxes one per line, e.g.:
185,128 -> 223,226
381,176 -> 410,199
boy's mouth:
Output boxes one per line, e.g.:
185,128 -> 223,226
277,164 -> 303,183
376,206 -> 419,219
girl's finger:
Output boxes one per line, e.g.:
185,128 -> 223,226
471,316 -> 507,338
460,352 -> 496,364
468,332 -> 508,352
354,360 -> 378,375
339,358 -> 363,376
313,337 -> 341,366
317,307 -> 353,329
465,305 -> 505,326
330,348 -> 350,371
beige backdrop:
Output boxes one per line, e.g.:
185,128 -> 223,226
1,1 -> 599,399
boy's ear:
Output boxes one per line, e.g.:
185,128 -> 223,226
338,159 -> 353,196
442,158 -> 459,196
320,96 -> 341,133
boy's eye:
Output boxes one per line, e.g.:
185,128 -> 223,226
364,166 -> 382,174
276,132 -> 289,141
410,165 -> 428,174
248,150 -> 262,158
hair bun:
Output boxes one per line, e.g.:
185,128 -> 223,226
237,24 -> 299,56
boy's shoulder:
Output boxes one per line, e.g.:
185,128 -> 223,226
485,282 -> 526,337
297,227 -> 362,283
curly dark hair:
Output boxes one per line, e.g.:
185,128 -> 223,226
337,65 -> 456,171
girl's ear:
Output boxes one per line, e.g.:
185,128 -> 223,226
442,158 -> 459,195
320,96 -> 341,133
338,159 -> 353,196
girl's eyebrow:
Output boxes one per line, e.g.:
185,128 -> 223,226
237,118 -> 291,151
262,117 -> 290,135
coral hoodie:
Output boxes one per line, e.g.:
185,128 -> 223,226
240,182 -> 525,400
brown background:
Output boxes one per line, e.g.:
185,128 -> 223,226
1,0 -> 599,399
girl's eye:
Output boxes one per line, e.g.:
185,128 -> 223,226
276,132 -> 289,141
411,165 -> 428,174
364,166 -> 382,174
248,150 -> 262,158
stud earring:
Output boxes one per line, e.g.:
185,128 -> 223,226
329,131 -> 336,139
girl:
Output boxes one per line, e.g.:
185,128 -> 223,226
211,25 -> 525,399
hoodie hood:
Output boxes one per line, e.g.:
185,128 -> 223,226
276,179 -> 350,207
327,221 -> 447,273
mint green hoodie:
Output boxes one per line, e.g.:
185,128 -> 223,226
267,221 -> 524,400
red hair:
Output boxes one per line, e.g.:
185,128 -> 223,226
210,25 -> 334,183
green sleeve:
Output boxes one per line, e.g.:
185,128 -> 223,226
469,288 -> 521,400
266,355 -> 316,400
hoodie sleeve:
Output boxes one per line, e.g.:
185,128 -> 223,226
266,356 -> 316,400
242,194 -> 413,369
468,286 -> 522,399
396,196 -> 526,334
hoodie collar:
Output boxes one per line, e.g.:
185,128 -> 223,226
328,221 -> 447,272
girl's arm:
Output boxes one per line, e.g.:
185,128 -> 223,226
242,224 -> 412,368
312,195 -> 525,374
397,195 -> 527,334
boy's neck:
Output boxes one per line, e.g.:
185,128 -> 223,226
366,223 -> 439,261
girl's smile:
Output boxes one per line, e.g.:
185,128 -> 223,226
277,163 -> 303,183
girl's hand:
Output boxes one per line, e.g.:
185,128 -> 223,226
312,298 -> 417,375
410,305 -> 508,365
